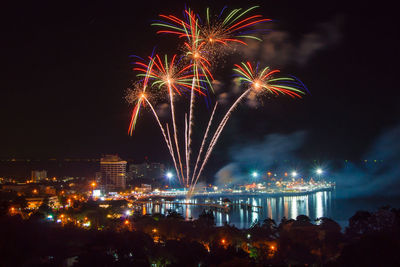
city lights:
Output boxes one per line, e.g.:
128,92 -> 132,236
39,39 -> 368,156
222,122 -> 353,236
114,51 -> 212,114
1,2 -> 389,265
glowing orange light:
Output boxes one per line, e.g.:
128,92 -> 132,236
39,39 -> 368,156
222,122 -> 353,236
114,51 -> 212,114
254,81 -> 261,89
141,93 -> 146,98
124,220 -> 129,225
221,239 -> 226,244
91,182 -> 96,187
152,228 -> 157,233
193,52 -> 199,58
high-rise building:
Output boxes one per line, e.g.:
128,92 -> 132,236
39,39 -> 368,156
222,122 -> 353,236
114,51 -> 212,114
127,162 -> 165,186
31,170 -> 47,182
100,155 -> 127,192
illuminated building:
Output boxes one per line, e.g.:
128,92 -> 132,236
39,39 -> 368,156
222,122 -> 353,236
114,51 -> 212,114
31,170 -> 47,182
26,196 -> 60,209
127,162 -> 165,186
100,155 -> 127,192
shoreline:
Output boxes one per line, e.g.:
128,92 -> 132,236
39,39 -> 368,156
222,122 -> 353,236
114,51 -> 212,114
163,186 -> 335,199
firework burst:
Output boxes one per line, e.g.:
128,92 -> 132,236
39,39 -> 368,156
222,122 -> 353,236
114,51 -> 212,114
152,6 -> 271,87
201,6 -> 271,56
131,53 -> 208,184
189,63 -> 306,194
127,56 -> 155,135
127,6 -> 308,195
233,62 -> 306,98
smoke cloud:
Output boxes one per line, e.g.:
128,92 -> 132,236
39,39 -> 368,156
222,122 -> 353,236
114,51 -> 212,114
156,103 -> 169,118
215,131 -> 306,186
241,15 -> 344,67
215,123 -> 400,199
334,124 -> 400,198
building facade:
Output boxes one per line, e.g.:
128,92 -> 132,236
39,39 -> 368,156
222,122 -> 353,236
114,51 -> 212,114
100,155 -> 127,192
127,162 -> 165,186
31,170 -> 47,182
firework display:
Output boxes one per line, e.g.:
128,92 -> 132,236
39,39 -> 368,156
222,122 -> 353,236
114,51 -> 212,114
127,6 -> 307,195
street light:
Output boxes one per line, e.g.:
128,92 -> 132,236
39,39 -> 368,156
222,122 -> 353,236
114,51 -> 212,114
166,172 -> 173,187
90,182 -> 97,198
291,171 -> 297,178
316,168 -> 323,175
251,171 -> 259,178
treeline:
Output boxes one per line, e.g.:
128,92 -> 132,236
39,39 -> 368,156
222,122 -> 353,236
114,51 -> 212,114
1,207 -> 400,266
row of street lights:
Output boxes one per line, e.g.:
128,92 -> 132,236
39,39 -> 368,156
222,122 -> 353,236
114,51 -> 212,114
251,168 -> 324,179
162,168 -> 325,186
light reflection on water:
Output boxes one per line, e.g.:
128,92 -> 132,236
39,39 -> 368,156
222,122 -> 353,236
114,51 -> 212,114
140,190 -> 333,228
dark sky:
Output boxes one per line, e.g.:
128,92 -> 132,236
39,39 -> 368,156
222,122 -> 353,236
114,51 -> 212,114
1,0 -> 399,171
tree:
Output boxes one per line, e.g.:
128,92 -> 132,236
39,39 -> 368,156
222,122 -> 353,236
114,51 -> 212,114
197,209 -> 215,227
346,210 -> 372,237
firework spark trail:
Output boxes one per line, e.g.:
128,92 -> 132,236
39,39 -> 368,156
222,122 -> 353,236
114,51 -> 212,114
166,123 -> 182,184
190,102 -> 218,189
142,97 -> 170,150
190,88 -> 252,193
185,10 -> 204,188
185,10 -> 207,187
184,113 -> 189,186
167,83 -> 185,183
142,96 -> 182,183
128,99 -> 141,135
186,73 -> 197,186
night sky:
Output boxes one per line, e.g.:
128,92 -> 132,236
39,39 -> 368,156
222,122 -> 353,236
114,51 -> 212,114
2,0 -> 399,172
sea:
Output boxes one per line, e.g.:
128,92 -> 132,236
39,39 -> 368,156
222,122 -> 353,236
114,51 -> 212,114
138,190 -> 400,229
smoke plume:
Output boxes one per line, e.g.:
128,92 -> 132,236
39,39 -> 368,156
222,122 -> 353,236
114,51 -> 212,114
215,123 -> 400,199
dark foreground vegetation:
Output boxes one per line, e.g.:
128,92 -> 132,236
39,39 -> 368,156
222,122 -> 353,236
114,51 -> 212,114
1,206 -> 400,266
